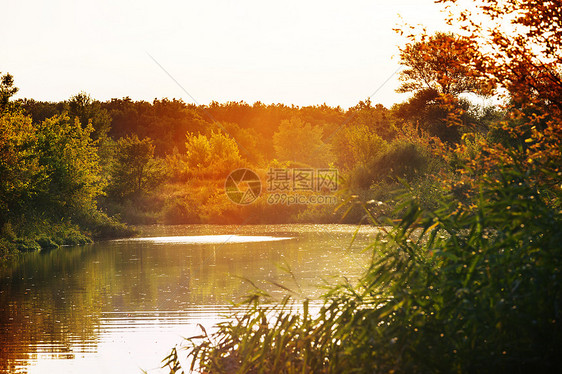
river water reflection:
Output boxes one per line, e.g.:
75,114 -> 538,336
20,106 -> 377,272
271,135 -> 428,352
0,224 -> 380,373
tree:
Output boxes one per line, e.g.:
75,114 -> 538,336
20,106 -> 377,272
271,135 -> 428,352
393,88 -> 469,143
436,0 -> 561,112
346,99 -> 395,140
184,133 -> 211,170
397,32 -> 492,96
1,76 -> 105,230
109,135 -> 157,198
273,118 -> 334,167
20,99 -> 66,124
435,0 -> 562,191
394,32 -> 497,143
184,131 -> 244,178
34,114 -> 104,218
0,72 -> 19,113
0,112 -> 42,225
68,92 -> 111,141
333,124 -> 388,171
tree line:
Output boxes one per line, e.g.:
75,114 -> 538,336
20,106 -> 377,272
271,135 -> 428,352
2,30 -> 508,256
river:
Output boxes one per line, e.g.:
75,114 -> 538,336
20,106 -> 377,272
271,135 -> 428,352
0,224 -> 380,373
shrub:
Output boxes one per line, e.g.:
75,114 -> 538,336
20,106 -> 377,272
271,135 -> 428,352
0,238 -> 17,259
36,236 -> 59,250
14,238 -> 41,252
0,222 -> 17,241
162,198 -> 201,224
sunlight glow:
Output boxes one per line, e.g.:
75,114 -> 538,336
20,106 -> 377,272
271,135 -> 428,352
127,235 -> 293,244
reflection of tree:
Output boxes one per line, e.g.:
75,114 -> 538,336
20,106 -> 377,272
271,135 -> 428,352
0,227 -> 372,371
0,245 -> 106,372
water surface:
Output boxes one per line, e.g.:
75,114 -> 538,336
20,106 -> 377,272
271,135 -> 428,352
0,224 -> 379,373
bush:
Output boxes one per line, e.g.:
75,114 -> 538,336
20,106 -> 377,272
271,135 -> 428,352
162,198 -> 201,224
0,222 -> 17,241
0,238 -> 17,259
51,225 -> 92,246
85,212 -> 135,240
36,236 -> 59,250
14,238 -> 41,252
106,199 -> 158,225
372,140 -> 434,181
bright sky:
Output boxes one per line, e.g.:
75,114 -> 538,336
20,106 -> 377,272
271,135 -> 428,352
2,0 -> 451,108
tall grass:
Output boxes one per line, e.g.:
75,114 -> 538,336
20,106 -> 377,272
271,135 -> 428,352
164,162 -> 562,373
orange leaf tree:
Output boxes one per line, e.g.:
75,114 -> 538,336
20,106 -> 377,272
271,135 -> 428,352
431,0 -> 562,198
394,32 -> 496,143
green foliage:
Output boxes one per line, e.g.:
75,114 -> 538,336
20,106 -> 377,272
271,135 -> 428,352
68,92 -> 112,140
107,135 -> 160,198
393,32 -> 499,144
393,88 -> 461,143
18,94 -> 433,226
0,112 -> 42,224
374,140 -> 434,181
161,199 -> 201,224
83,210 -> 136,239
343,138 -> 441,196
1,86 -> 130,253
356,165 -> 561,372
101,135 -> 168,225
345,99 -> 395,140
161,192 -> 201,224
0,238 -> 17,260
50,223 -> 92,246
185,133 -> 212,169
35,236 -> 59,250
1,110 -> 105,223
218,121 -> 262,164
34,113 -> 105,217
273,118 -> 334,167
294,203 -> 339,224
14,238 -> 42,252
0,72 -> 19,113
3,218 -> 95,252
101,97 -> 208,155
0,222 -> 17,242
184,130 -> 244,178
333,124 -> 388,171
391,89 -> 492,144
19,98 -> 66,124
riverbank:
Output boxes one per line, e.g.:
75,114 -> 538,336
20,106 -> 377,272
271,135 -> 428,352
0,216 -> 136,263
